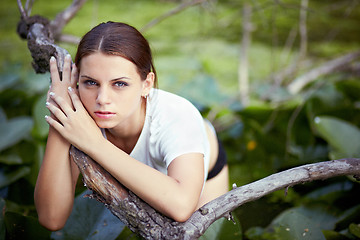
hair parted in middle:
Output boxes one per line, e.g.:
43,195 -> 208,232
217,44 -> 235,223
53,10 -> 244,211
75,21 -> 158,87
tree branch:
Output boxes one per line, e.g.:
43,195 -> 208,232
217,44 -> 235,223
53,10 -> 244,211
16,0 -> 86,73
140,0 -> 207,33
25,0 -> 35,16
49,0 -> 87,40
70,146 -> 360,239
17,0 -> 28,20
298,0 -> 308,61
287,50 -> 360,94
238,3 -> 252,106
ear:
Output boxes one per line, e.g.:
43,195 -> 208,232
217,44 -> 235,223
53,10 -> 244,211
142,72 -> 154,97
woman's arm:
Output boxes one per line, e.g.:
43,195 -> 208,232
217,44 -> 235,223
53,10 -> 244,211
46,89 -> 205,222
34,56 -> 80,231
34,127 -> 79,230
89,141 -> 204,222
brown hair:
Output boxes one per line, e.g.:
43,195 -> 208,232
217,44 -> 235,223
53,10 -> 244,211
75,21 -> 158,87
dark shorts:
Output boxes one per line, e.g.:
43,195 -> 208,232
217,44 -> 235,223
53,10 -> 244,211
207,139 -> 227,180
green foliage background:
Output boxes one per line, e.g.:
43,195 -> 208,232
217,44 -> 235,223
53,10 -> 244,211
1,0 -> 360,239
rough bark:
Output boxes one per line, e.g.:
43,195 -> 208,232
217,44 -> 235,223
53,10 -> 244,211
16,0 -> 86,73
70,146 -> 360,240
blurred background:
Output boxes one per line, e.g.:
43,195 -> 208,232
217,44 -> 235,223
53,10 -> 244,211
1,0 -> 360,239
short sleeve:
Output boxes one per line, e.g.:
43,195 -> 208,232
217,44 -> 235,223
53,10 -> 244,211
148,90 -> 210,180
159,101 -> 207,168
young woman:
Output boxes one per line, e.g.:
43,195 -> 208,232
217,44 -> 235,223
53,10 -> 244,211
34,21 -> 229,231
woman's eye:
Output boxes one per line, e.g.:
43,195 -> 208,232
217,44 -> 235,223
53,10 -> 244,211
114,81 -> 128,87
84,80 -> 97,86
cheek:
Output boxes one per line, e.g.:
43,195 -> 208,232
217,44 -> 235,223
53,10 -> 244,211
78,89 -> 94,108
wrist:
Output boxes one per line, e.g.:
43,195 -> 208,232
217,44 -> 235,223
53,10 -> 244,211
81,133 -> 107,159
48,126 -> 71,147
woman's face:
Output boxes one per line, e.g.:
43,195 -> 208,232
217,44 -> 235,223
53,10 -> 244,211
78,52 -> 152,130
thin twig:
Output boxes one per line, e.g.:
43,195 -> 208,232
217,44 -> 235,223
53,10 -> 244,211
17,0 -> 27,19
59,34 -> 81,45
238,3 -> 252,106
287,51 -> 360,94
298,0 -> 308,61
25,0 -> 35,16
140,0 -> 207,33
50,0 -> 88,40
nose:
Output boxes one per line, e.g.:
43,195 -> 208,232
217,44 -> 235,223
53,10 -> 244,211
96,86 -> 111,105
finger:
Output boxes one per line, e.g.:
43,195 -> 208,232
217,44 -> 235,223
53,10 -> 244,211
49,92 -> 75,117
70,64 -> 79,88
49,56 -> 61,84
62,54 -> 72,82
68,87 -> 83,111
44,115 -> 69,138
46,101 -> 68,125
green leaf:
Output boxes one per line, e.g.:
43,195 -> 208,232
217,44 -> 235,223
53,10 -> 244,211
0,154 -> 23,165
32,93 -> 49,138
52,190 -> 125,240
4,211 -> 51,240
0,72 -> 19,92
313,116 -> 360,159
322,230 -> 351,240
0,116 -> 33,152
115,226 -> 142,240
335,79 -> 360,102
304,181 -> 353,203
27,143 -> 45,186
0,167 -> 31,189
269,207 -> 329,240
179,74 -> 227,107
336,204 -> 360,230
349,223 -> 360,238
200,216 -> 242,240
245,226 -> 265,240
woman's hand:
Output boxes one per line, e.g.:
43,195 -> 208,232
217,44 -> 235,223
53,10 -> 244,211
47,55 -> 78,109
45,87 -> 103,153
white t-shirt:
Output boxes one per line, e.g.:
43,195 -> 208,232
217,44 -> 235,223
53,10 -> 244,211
102,88 -> 210,182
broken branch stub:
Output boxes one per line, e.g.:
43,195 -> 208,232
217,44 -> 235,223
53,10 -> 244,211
17,15 -> 69,73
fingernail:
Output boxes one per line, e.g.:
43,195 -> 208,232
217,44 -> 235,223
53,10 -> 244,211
45,102 -> 50,106
66,54 -> 71,60
49,92 -> 55,96
50,56 -> 55,62
68,87 -> 73,92
45,115 -> 49,120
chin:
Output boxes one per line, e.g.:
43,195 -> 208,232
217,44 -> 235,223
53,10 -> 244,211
95,120 -> 116,129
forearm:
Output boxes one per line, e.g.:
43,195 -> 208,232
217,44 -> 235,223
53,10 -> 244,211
86,139 -> 202,222
34,127 -> 79,230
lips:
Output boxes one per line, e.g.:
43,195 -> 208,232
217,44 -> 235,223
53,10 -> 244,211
94,111 -> 116,119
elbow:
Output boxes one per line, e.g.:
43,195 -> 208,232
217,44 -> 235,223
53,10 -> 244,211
38,214 -> 67,231
167,197 -> 197,222
171,211 -> 193,223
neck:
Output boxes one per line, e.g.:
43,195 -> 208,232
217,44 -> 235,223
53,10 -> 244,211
105,98 -> 146,154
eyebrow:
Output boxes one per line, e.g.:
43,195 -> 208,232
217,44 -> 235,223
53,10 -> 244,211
80,75 -> 131,82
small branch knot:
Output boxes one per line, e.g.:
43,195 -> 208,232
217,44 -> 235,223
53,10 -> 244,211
199,207 -> 209,215
17,15 -> 51,40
